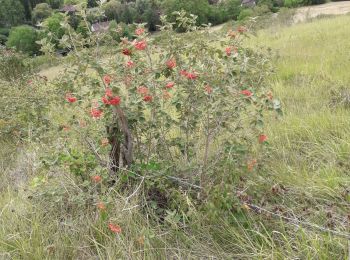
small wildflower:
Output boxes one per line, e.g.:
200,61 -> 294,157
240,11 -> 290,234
166,58 -> 176,69
241,90 -> 253,97
143,95 -> 153,102
166,82 -> 175,89
103,75 -> 112,85
92,175 -> 102,183
134,40 -> 147,50
258,134 -> 268,144
108,223 -> 122,234
135,28 -> 145,36
97,202 -> 106,210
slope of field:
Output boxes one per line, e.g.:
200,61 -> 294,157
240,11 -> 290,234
294,1 -> 350,22
1,15 -> 350,259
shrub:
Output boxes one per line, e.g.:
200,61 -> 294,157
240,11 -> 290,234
47,0 -> 64,9
0,27 -> 10,37
0,49 -> 31,81
162,0 -> 210,26
6,26 -> 40,55
43,13 -> 66,47
32,3 -> 52,24
41,12 -> 280,221
0,34 -> 7,44
238,8 -> 254,21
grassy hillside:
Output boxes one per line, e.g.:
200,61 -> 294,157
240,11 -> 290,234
1,15 -> 350,259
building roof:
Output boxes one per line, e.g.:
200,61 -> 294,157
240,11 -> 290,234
59,5 -> 77,13
241,0 -> 256,6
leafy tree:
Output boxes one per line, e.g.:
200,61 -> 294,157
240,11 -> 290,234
6,26 -> 40,55
0,0 -> 25,27
162,0 -> 210,26
87,0 -> 98,8
102,0 -> 123,21
47,0 -> 64,8
32,3 -> 52,24
43,13 -> 66,46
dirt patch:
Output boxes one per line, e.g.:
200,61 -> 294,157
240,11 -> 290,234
294,1 -> 350,23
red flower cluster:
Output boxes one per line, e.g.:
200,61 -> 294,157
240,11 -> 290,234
166,82 -> 175,89
65,93 -> 77,103
137,86 -> 148,95
258,134 -> 268,143
166,58 -> 176,69
135,28 -> 145,36
241,90 -> 253,97
180,70 -> 198,80
122,48 -> 132,56
92,175 -> 102,182
126,60 -> 134,68
134,40 -> 147,50
143,95 -> 153,102
103,75 -> 112,85
90,108 -> 103,118
97,202 -> 106,210
108,223 -> 122,234
102,88 -> 121,106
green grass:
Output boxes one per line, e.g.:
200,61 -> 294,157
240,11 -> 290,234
1,15 -> 350,259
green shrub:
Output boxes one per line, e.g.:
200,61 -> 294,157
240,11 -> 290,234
0,34 -> 7,44
32,3 -> 53,24
6,26 -> 40,55
0,27 -> 10,37
238,8 -> 254,21
0,49 -> 31,82
284,0 -> 305,7
43,13 -> 66,47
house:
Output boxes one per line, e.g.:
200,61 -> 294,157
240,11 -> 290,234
58,5 -> 77,14
241,0 -> 256,7
91,21 -> 111,33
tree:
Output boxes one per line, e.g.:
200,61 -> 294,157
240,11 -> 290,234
32,3 -> 52,24
102,0 -> 123,21
0,0 -> 25,27
43,13 -> 66,47
87,0 -> 98,8
47,0 -> 64,9
6,26 -> 40,55
162,0 -> 210,26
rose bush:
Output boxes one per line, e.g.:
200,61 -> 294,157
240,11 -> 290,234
41,11 -> 281,221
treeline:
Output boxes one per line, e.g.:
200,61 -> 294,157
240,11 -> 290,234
0,0 -> 328,55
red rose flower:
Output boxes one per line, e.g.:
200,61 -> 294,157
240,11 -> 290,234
134,40 -> 147,50
122,48 -> 132,56
241,90 -> 253,97
90,108 -> 103,118
92,175 -> 102,182
137,86 -> 148,95
166,82 -> 175,89
109,96 -> 121,106
108,223 -> 122,234
135,28 -> 145,36
166,59 -> 176,69
205,85 -> 213,94
143,95 -> 153,102
258,134 -> 268,144
103,75 -> 112,85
